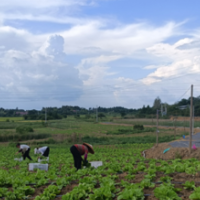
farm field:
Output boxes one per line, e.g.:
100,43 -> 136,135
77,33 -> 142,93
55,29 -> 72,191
0,118 -> 188,145
1,144 -> 200,200
113,118 -> 200,128
0,117 -> 24,122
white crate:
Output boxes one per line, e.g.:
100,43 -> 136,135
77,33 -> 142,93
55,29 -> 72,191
90,161 -> 103,168
29,163 -> 48,171
38,157 -> 49,163
14,157 -> 23,161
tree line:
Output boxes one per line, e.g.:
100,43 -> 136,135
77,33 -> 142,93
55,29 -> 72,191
1,96 -> 200,120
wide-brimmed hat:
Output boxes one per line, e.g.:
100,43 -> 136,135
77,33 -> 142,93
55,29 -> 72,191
83,143 -> 94,154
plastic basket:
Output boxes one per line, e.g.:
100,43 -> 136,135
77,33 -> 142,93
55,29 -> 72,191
90,161 -> 103,168
29,163 -> 48,171
38,157 -> 49,163
14,157 -> 23,161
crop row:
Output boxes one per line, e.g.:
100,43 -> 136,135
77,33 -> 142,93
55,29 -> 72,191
0,144 -> 200,199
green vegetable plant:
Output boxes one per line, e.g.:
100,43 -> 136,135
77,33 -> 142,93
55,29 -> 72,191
189,187 -> 200,200
35,185 -> 60,200
154,184 -> 181,200
117,184 -> 144,200
125,174 -> 135,181
140,179 -> 155,189
0,187 -> 8,197
183,181 -> 195,190
62,183 -> 94,200
160,176 -> 172,183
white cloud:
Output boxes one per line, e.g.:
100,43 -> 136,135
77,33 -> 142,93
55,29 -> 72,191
143,33 -> 200,85
143,65 -> 159,69
0,0 -> 103,25
0,0 -> 90,8
0,34 -> 83,107
60,22 -> 179,55
1,4 -> 200,109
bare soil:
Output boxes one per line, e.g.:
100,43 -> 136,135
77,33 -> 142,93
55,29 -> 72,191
145,142 -> 200,160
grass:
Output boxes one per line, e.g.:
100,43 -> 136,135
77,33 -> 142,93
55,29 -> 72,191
114,118 -> 200,128
106,127 -> 156,135
0,133 -> 51,142
0,121 -> 45,130
81,134 -> 186,145
0,117 -> 190,145
0,117 -> 24,122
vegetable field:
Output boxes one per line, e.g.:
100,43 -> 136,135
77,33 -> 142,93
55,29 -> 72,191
1,144 -> 200,200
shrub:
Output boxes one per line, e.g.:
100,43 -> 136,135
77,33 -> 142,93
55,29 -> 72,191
74,114 -> 80,119
134,124 -> 144,130
46,138 -> 56,144
16,126 -> 34,134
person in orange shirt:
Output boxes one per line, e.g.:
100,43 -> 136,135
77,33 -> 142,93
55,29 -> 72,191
70,143 -> 94,170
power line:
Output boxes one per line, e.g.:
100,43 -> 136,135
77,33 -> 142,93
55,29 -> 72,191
175,87 -> 191,102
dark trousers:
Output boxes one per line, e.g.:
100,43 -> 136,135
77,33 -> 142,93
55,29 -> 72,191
70,145 -> 83,170
43,147 -> 50,157
23,148 -> 32,160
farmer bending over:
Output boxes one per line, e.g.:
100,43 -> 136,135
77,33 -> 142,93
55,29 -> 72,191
15,143 -> 32,160
34,146 -> 50,160
70,143 -> 94,170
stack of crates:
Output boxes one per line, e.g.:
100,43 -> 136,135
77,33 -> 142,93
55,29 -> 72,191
29,163 -> 48,171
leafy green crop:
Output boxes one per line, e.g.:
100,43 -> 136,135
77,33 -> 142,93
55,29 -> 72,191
190,187 -> 200,199
154,184 -> 181,200
117,184 -> 144,200
183,181 -> 195,190
1,143 -> 199,200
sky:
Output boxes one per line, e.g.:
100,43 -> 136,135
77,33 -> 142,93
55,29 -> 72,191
1,0 -> 200,110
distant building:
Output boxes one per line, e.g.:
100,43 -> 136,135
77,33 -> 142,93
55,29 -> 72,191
15,111 -> 28,116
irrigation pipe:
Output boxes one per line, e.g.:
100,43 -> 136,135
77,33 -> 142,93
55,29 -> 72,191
1,194 -> 184,199
25,179 -> 200,187
55,193 -> 183,198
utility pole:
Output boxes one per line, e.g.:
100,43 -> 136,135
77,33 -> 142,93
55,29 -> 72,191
173,118 -> 176,140
189,85 -> 193,154
45,107 -> 47,124
156,109 -> 159,146
173,118 -> 175,140
192,106 -> 194,135
184,117 -> 185,132
96,106 -> 98,123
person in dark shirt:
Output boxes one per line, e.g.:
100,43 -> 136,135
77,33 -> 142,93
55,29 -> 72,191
70,143 -> 94,170
15,143 -> 32,160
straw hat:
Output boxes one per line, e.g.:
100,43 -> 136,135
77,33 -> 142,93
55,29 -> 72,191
83,143 -> 94,154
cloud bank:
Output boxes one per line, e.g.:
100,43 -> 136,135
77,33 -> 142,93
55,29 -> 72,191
0,0 -> 200,109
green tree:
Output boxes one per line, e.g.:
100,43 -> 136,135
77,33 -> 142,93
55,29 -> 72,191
120,111 -> 126,118
98,113 -> 106,119
153,97 -> 161,109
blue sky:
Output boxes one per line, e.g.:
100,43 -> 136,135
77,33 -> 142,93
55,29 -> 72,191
1,0 -> 200,110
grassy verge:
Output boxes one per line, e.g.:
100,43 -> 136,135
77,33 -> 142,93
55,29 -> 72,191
0,133 -> 51,142
106,127 -> 156,135
0,117 -> 24,122
114,118 -> 200,128
81,134 -> 189,145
